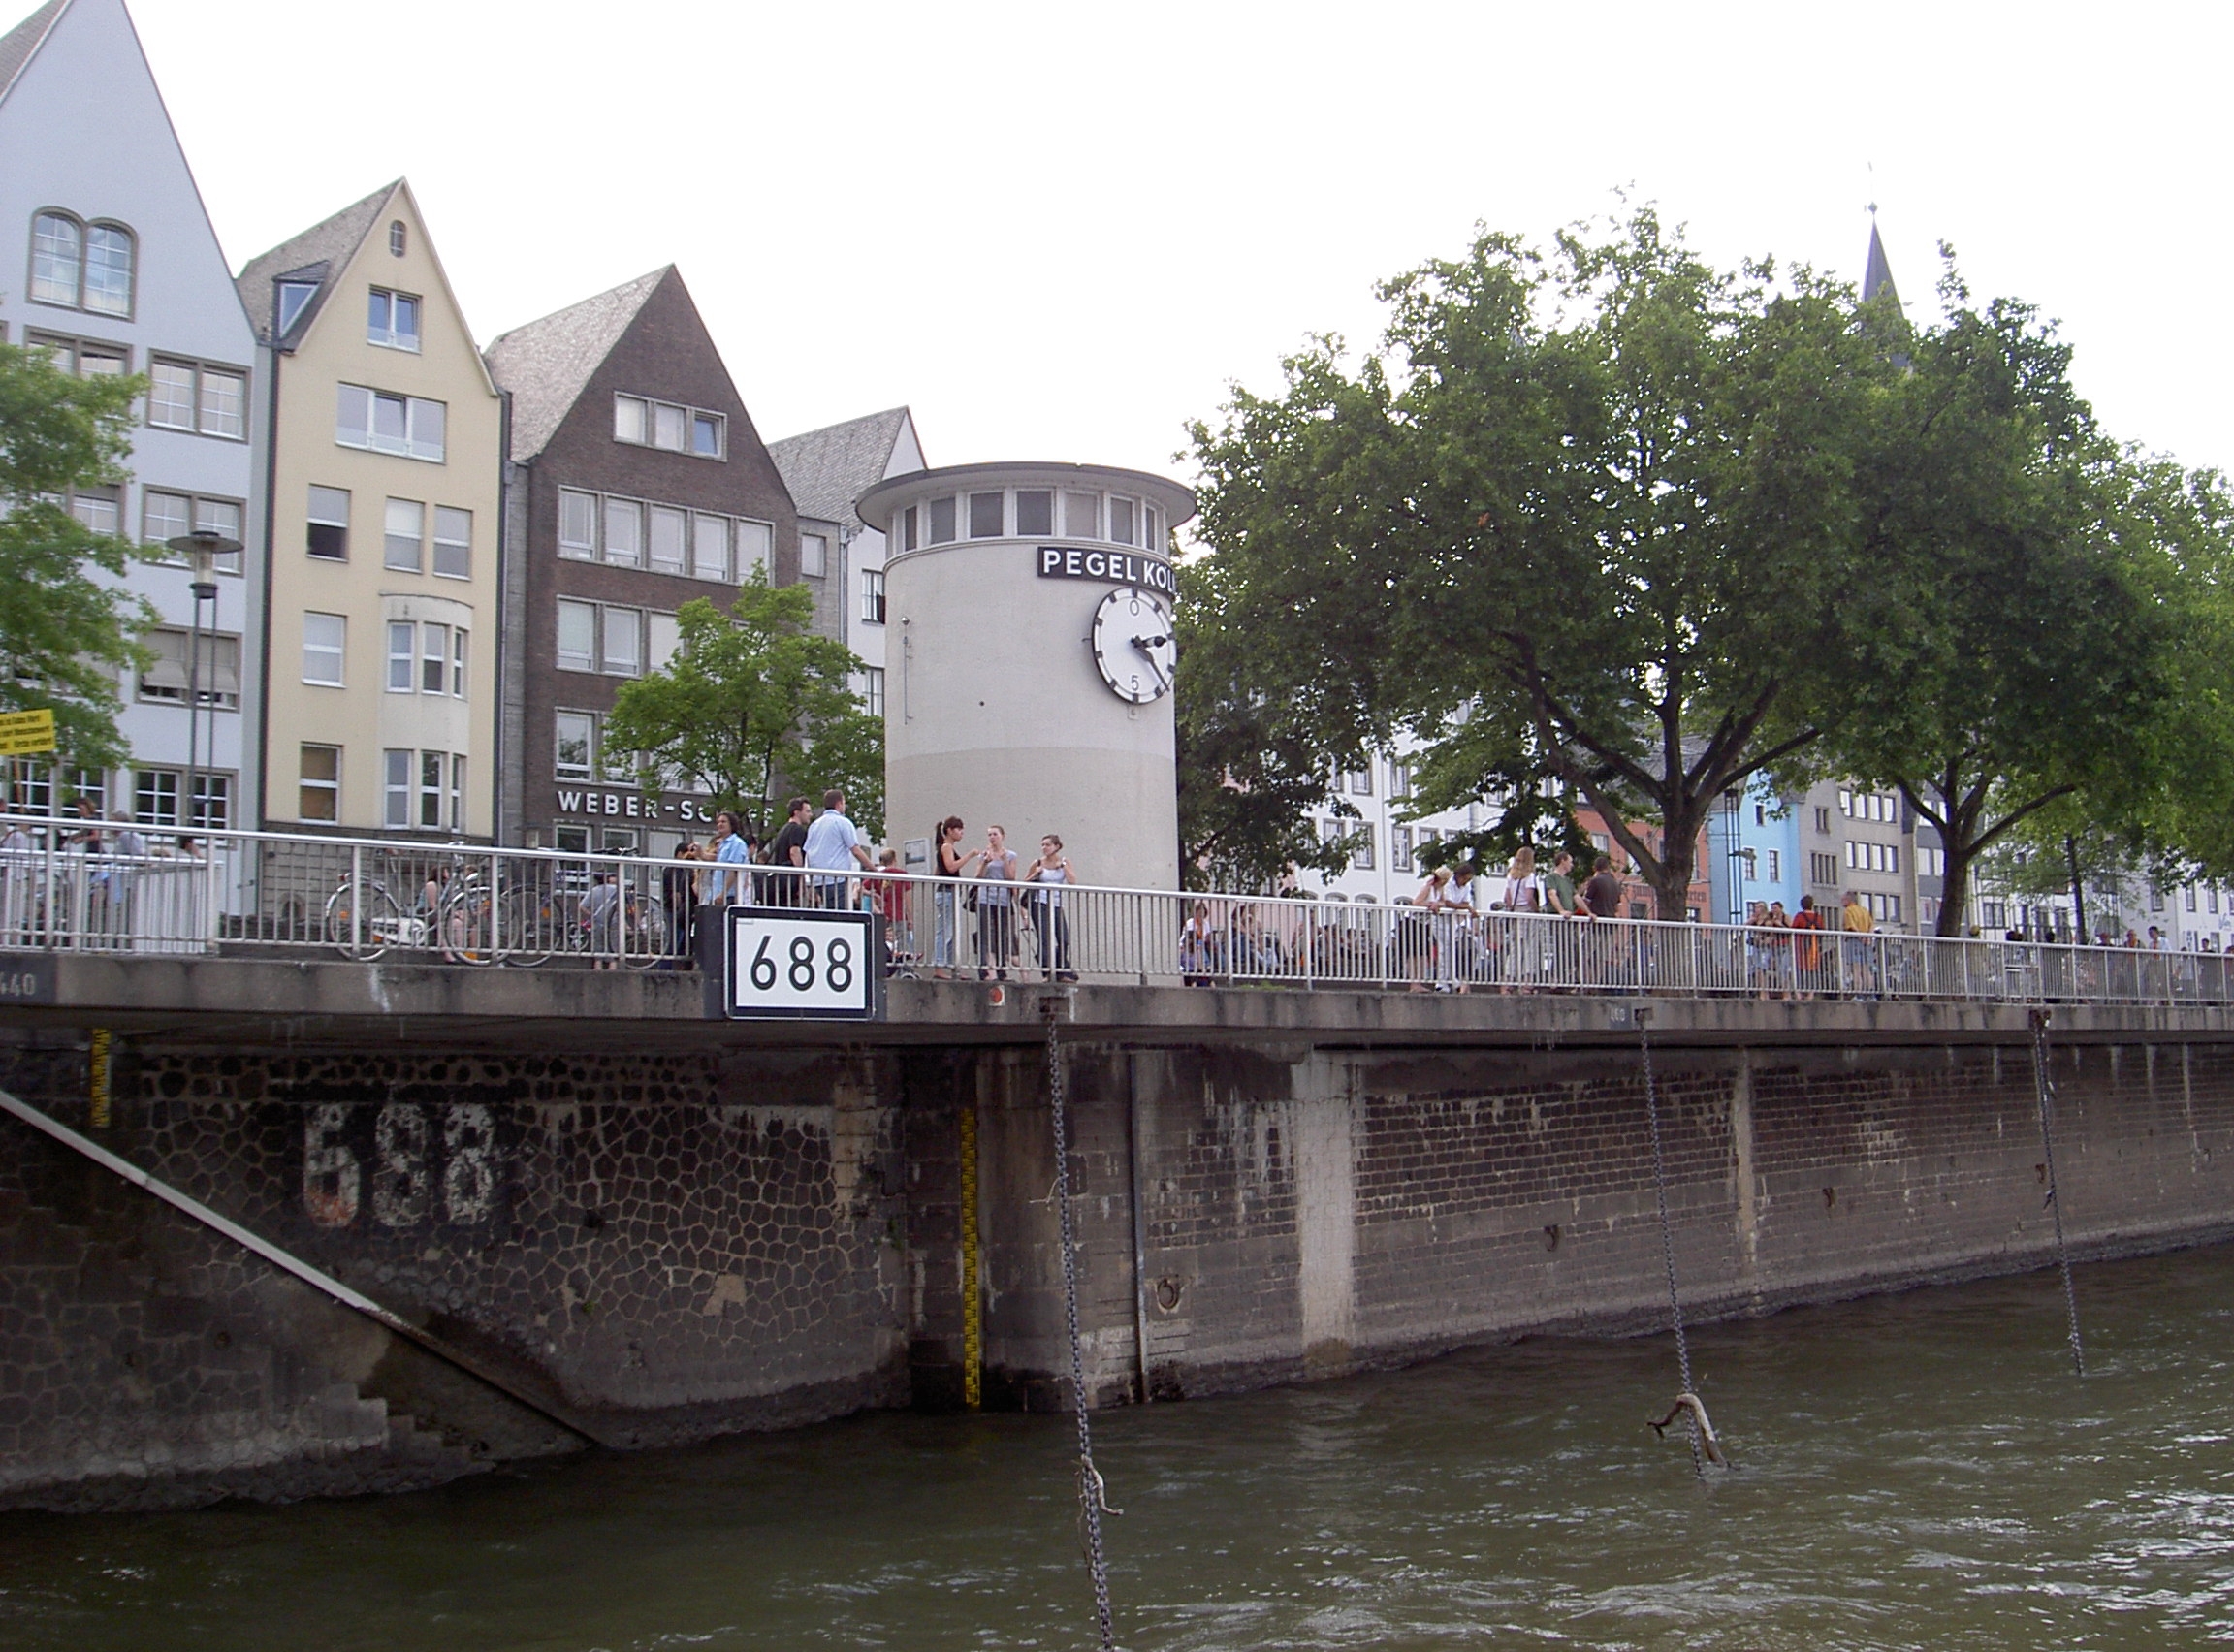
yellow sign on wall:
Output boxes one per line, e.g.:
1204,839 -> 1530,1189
0,709 -> 56,756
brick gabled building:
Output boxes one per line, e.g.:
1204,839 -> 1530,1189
485,267 -> 801,856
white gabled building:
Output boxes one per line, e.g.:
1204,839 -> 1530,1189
0,0 -> 261,832
767,408 -> 926,722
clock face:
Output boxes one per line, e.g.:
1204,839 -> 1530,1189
1090,587 -> 1175,705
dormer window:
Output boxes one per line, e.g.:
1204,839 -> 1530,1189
276,279 -> 319,335
388,220 -> 407,258
367,288 -> 421,351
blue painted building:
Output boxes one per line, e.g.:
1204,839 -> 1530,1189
1706,777 -> 1803,925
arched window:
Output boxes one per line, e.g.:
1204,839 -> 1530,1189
388,219 -> 406,258
30,210 -> 80,305
82,222 -> 134,315
27,211 -> 134,315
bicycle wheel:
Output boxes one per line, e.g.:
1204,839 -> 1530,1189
619,894 -> 671,970
325,881 -> 401,961
438,886 -> 498,965
497,884 -> 556,968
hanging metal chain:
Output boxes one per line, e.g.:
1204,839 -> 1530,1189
2027,1009 -> 2087,1378
1047,1005 -> 1119,1650
1639,1010 -> 1705,1477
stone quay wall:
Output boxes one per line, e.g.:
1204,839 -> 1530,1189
3,978 -> 2232,1510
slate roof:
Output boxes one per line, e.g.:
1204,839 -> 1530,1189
234,180 -> 397,339
0,0 -> 66,105
767,408 -> 918,533
482,268 -> 670,461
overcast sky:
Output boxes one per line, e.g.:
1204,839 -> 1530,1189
125,0 -> 2232,495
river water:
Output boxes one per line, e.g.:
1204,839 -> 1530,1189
7,1244 -> 2234,1651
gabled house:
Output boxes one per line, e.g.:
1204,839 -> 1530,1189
237,180 -> 502,838
0,0 -> 260,831
483,266 -> 801,854
768,407 -> 925,725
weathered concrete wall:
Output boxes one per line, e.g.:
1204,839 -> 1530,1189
965,1038 -> 2234,1408
7,997 -> 2234,1510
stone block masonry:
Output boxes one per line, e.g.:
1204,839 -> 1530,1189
5,994 -> 2234,1510
971,1038 -> 2234,1410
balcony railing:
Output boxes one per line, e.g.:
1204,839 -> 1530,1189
0,813 -> 2225,1007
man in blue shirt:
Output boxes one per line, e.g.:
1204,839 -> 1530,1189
706,810 -> 754,907
803,789 -> 874,907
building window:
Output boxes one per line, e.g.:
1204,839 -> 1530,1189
386,620 -> 415,690
613,394 -> 724,459
452,626 -> 470,696
556,600 -> 595,673
602,606 -> 641,676
1108,495 -> 1136,546
646,610 -> 680,674
140,492 -> 245,574
901,505 -> 919,553
138,629 -> 240,709
1144,505 -> 1163,548
306,486 -> 350,560
558,490 -> 596,559
448,755 -> 466,832
420,623 -> 449,694
557,600 -> 646,677
29,211 -> 82,306
1345,769 -> 1372,796
738,519 -> 771,579
27,332 -> 128,377
367,287 -> 421,351
693,513 -> 730,582
29,211 -> 133,316
861,568 -> 886,624
388,219 -> 407,258
1391,825 -> 1414,874
336,383 -> 445,461
927,496 -> 957,544
1351,826 -> 1375,871
1813,806 -> 1831,834
604,496 -> 642,567
383,748 -> 410,828
857,666 -> 885,717
1809,851 -> 1837,886
67,484 -> 118,535
432,506 -> 471,578
419,750 -> 444,829
1063,492 -> 1098,539
384,497 -> 424,572
1016,490 -> 1053,536
968,492 -> 1004,538
134,768 -> 179,827
276,278 -> 318,334
300,745 -> 339,821
146,359 -> 245,440
801,532 -> 828,578
2150,884 -> 2165,913
303,613 -> 345,684
1766,849 -> 1781,883
555,711 -> 596,781
646,504 -> 686,575
387,621 -> 467,697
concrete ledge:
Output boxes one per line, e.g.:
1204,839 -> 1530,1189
12,951 -> 2234,1049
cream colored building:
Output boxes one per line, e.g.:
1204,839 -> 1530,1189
237,180 -> 501,838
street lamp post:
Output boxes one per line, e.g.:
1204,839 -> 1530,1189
165,529 -> 240,835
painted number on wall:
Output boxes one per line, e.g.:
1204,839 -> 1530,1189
303,1103 -> 499,1228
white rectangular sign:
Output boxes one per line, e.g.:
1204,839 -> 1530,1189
723,906 -> 882,1020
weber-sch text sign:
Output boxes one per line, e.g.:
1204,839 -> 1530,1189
723,906 -> 882,1020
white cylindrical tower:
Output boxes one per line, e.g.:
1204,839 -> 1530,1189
856,462 -> 1197,892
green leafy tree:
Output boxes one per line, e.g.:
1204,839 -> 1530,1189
1799,265 -> 2232,934
0,341 -> 154,773
602,574 -> 880,839
1174,554 -> 1360,890
1188,211 -> 1892,916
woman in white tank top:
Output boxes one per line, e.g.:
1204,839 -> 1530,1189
1026,834 -> 1077,982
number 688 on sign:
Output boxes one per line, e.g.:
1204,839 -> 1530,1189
722,908 -> 882,1019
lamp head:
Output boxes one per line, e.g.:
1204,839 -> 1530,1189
165,528 -> 240,586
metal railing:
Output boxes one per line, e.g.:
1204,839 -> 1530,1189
1,813 -> 2228,1007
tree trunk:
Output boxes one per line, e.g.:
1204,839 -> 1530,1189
1935,840 -> 1976,937
1650,809 -> 1699,923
